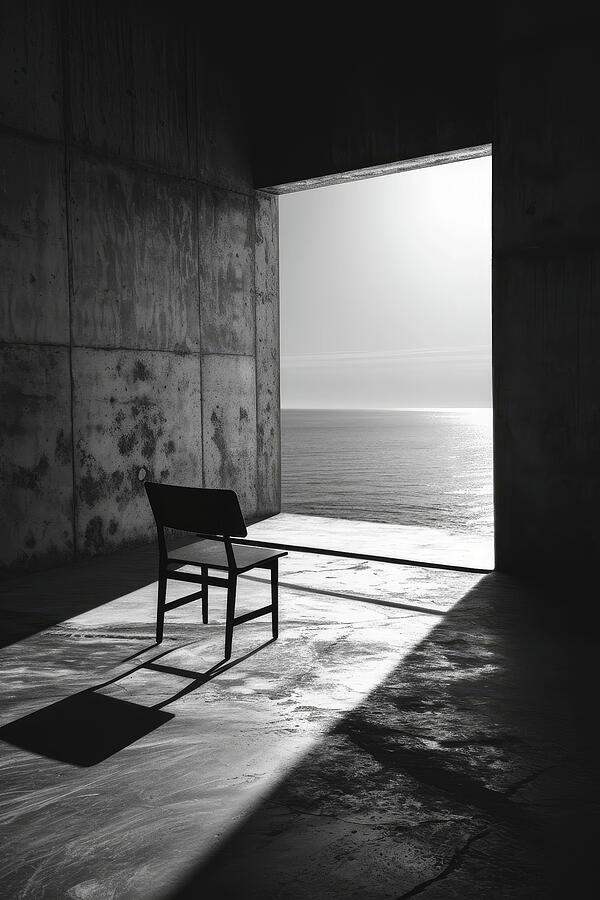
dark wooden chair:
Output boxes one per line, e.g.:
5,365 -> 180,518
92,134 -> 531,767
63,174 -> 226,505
145,482 -> 287,659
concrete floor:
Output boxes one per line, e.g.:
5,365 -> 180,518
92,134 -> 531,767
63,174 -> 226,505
248,513 -> 494,570
0,516 -> 596,898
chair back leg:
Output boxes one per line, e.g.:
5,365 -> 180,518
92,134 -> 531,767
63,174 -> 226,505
271,558 -> 279,639
201,564 -> 209,624
156,571 -> 167,643
224,574 -> 238,660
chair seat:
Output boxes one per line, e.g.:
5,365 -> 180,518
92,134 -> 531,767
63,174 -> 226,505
168,539 -> 287,573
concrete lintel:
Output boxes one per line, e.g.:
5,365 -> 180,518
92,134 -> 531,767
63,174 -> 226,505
259,144 -> 492,195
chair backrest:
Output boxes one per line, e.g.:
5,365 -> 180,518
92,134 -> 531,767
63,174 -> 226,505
145,482 -> 248,538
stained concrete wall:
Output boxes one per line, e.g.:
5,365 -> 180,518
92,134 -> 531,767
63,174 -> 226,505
0,0 -> 280,572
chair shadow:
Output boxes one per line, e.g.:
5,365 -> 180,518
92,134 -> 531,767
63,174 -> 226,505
0,692 -> 175,767
0,639 -> 274,766
242,573 -> 447,615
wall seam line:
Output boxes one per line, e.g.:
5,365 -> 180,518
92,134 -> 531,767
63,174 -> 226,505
197,182 -> 206,490
253,193 -> 260,518
275,196 -> 282,513
0,122 -> 254,198
72,344 -> 202,355
0,344 -> 256,357
0,340 -> 71,350
60,0 -> 78,559
0,340 -> 205,354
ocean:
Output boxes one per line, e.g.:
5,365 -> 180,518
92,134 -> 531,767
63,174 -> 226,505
281,409 -> 493,538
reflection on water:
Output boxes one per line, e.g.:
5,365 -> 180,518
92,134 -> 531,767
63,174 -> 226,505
281,408 -> 493,537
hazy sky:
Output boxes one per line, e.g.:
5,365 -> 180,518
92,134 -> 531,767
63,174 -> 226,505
279,155 -> 492,409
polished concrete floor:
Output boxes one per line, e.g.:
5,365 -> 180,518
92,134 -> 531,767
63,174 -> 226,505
0,516 -> 596,898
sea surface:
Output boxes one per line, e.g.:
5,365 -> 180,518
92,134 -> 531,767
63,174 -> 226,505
281,409 -> 493,537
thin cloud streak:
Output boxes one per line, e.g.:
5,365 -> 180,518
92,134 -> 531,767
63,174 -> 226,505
282,345 -> 492,368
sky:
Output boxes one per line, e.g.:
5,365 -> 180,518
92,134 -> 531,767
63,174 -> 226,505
279,155 -> 492,409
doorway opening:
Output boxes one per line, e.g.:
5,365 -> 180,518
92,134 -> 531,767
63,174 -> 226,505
275,147 -> 493,570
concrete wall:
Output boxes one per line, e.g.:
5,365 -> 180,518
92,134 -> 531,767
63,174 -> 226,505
251,9 -> 599,578
492,10 -> 600,573
0,0 -> 280,572
4,3 -> 596,579
252,13 -> 491,189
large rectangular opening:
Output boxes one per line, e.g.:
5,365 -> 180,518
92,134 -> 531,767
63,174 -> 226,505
275,148 -> 493,570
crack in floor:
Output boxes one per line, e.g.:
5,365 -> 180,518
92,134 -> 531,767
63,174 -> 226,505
503,764 -> 559,797
396,827 -> 491,898
268,803 -> 471,832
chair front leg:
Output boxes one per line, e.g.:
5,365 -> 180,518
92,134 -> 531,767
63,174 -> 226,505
201,564 -> 208,624
224,573 -> 237,660
271,558 -> 279,639
156,569 -> 167,643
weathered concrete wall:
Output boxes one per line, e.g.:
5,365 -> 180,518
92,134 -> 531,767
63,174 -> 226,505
255,194 -> 281,517
198,186 -> 255,355
0,133 -> 68,345
492,11 -> 600,574
72,349 -> 203,555
201,355 -> 257,515
69,153 -> 200,353
0,346 -> 73,568
0,0 -> 280,572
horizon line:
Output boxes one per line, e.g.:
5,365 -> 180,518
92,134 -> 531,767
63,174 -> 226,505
281,406 -> 493,412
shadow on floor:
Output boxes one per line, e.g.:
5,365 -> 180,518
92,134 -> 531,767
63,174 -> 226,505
0,536 -> 194,650
0,638 -> 274,765
162,573 -> 598,899
0,692 -> 174,766
242,573 -> 447,615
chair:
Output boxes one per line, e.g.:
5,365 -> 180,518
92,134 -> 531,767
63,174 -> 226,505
145,482 -> 287,659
